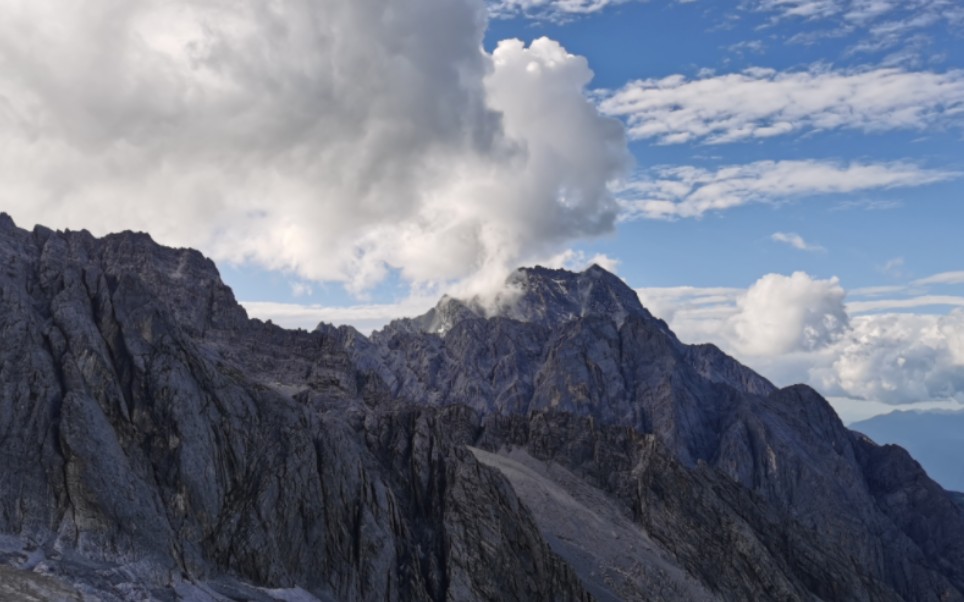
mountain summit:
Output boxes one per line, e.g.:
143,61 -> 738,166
1,215 -> 963,601
361,264 -> 775,439
386,264 -> 666,336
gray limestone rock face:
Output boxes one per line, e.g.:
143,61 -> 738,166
350,262 -> 964,601
0,215 -> 589,601
1,213 -> 963,601
473,410 -> 963,601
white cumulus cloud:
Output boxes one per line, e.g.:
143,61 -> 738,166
637,273 -> 964,409
0,1 -> 630,297
640,273 -> 849,356
728,272 -> 849,356
815,311 -> 964,404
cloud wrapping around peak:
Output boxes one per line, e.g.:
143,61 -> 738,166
599,66 -> 964,144
541,248 -> 622,274
0,1 -> 630,296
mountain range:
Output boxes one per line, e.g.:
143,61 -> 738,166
0,212 -> 962,601
851,409 -> 964,493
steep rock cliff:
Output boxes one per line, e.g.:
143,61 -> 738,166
1,213 -> 962,601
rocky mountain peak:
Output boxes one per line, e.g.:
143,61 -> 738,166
494,264 -> 657,329
2,218 -> 963,601
385,263 -> 666,337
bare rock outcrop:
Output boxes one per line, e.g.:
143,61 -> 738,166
1,213 -> 962,601
0,215 -> 587,601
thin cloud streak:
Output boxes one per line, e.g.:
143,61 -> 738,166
771,232 -> 825,252
488,0 -> 634,20
599,66 -> 964,144
913,271 -> 964,286
748,0 -> 964,66
752,0 -> 842,19
848,295 -> 964,313
617,160 -> 956,221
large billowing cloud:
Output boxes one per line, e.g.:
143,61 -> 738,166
0,0 -> 630,295
815,311 -> 964,404
728,272 -> 849,356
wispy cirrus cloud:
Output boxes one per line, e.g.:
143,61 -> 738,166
832,199 -> 903,211
488,0 -> 633,20
598,66 -> 964,144
752,0 -> 843,20
878,257 -> 908,278
748,0 -> 964,65
846,269 -> 964,305
771,232 -> 825,252
618,160 -> 956,220
749,0 -> 962,27
913,271 -> 964,287
848,295 -> 964,313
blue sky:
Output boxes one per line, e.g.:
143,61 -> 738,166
483,1 -> 964,422
1,0 -> 962,421
480,0 -> 964,291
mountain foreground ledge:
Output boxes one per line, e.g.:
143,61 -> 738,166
0,213 -> 962,601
